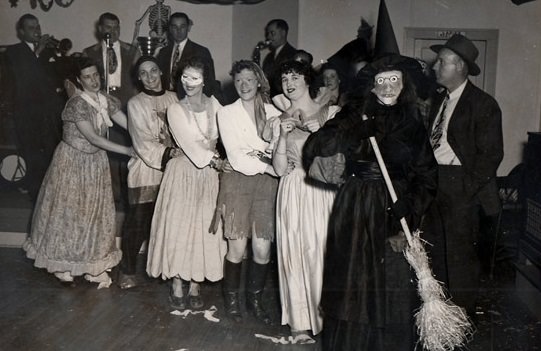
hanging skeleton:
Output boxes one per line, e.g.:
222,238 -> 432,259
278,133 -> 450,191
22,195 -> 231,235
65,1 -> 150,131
133,0 -> 171,46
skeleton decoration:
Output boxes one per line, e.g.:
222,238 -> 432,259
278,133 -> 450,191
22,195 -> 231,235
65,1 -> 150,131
133,0 -> 171,47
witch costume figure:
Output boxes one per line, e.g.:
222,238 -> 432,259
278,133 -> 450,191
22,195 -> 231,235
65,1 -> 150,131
303,54 -> 438,351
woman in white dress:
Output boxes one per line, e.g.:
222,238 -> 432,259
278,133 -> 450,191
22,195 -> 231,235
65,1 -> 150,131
215,60 -> 281,324
147,57 -> 226,310
272,60 -> 340,342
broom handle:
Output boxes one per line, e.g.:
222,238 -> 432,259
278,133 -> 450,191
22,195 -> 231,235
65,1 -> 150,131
365,127 -> 414,246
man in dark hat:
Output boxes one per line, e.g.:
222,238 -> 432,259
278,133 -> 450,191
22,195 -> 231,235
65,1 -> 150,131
424,34 -> 503,318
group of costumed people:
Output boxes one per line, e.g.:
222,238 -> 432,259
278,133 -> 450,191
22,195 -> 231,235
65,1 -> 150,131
22,44 -> 452,349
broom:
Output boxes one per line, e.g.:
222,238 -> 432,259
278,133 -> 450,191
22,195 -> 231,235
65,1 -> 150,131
365,119 -> 474,351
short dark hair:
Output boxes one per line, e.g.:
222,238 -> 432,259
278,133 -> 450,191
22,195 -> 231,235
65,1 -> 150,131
98,12 -> 120,26
66,56 -> 97,90
176,56 -> 211,98
279,60 -> 315,87
170,12 -> 193,26
266,19 -> 289,34
16,14 -> 38,31
293,50 -> 313,66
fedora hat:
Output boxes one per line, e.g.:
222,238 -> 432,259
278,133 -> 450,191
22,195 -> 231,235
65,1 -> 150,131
430,34 -> 480,76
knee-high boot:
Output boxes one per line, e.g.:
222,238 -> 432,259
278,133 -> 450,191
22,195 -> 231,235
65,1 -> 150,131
223,259 -> 242,322
246,260 -> 272,325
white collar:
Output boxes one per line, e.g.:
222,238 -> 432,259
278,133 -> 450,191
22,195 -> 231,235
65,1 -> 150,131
448,79 -> 467,101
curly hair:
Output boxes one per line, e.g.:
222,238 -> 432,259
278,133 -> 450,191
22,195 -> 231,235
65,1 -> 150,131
279,60 -> 317,98
230,60 -> 270,102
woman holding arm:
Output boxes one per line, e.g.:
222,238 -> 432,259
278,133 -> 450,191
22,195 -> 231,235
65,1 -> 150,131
272,60 -> 340,343
147,57 -> 226,310
117,56 -> 179,289
23,57 -> 133,286
215,60 -> 281,324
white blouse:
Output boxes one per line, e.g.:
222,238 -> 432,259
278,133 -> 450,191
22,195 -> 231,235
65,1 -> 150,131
217,99 -> 281,176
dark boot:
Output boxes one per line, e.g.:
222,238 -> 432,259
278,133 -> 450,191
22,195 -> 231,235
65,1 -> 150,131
246,260 -> 272,325
223,259 -> 242,322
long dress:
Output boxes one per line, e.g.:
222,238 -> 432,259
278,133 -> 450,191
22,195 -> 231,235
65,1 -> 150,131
303,98 -> 438,350
23,93 -> 122,276
147,96 -> 226,282
276,105 -> 340,335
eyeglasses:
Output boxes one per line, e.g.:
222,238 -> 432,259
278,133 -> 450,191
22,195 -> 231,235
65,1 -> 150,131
375,75 -> 401,85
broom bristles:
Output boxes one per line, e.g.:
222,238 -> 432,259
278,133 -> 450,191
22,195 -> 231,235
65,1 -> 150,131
416,299 -> 475,351
405,231 -> 475,350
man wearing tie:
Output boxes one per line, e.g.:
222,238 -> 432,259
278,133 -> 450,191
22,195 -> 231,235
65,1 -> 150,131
5,14 -> 64,202
262,19 -> 296,97
156,12 -> 219,98
424,34 -> 503,318
83,12 -> 140,212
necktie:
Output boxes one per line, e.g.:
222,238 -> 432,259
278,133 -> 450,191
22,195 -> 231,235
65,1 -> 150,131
170,45 -> 181,89
430,93 -> 450,150
107,47 -> 118,74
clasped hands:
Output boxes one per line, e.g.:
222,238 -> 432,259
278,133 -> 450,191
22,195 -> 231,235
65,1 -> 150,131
280,109 -> 320,134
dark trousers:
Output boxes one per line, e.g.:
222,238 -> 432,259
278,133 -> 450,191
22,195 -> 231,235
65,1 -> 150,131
120,202 -> 155,275
107,124 -> 130,211
424,165 -> 481,315
13,111 -> 61,203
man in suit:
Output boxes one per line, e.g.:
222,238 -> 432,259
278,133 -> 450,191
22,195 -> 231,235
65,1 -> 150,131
5,14 -> 64,202
262,19 -> 296,97
156,12 -> 220,99
424,34 -> 503,317
83,12 -> 141,211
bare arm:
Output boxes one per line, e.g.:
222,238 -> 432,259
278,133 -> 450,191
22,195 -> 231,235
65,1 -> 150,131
272,119 -> 295,176
111,110 -> 128,130
76,120 -> 132,156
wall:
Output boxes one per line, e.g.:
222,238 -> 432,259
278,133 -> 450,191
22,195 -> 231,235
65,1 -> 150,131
0,0 -> 233,82
1,0 -> 540,174
298,0 -> 541,175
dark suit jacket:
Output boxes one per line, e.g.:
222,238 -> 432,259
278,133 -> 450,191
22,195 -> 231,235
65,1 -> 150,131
156,39 -> 218,96
5,42 -> 64,147
82,40 -> 140,109
428,81 -> 503,215
262,42 -> 296,97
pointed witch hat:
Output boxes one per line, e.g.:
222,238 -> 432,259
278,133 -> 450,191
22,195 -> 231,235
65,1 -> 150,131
374,0 -> 400,57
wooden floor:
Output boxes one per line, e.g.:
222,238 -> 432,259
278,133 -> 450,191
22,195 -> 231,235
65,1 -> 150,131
0,185 -> 540,350
0,248 -> 540,351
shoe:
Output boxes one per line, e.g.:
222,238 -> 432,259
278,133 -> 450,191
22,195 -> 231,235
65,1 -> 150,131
246,291 -> 272,325
188,294 -> 204,309
117,272 -> 138,290
169,287 -> 186,310
54,272 -> 76,287
291,331 -> 316,345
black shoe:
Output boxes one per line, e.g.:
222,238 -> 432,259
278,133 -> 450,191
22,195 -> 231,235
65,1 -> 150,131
224,291 -> 242,322
189,294 -> 204,310
169,287 -> 186,310
117,272 -> 138,290
246,291 -> 272,325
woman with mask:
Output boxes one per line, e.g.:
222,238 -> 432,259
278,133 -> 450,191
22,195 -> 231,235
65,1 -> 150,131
147,57 -> 226,310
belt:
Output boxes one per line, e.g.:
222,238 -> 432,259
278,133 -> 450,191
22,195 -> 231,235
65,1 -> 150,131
109,86 -> 120,92
349,161 -> 404,180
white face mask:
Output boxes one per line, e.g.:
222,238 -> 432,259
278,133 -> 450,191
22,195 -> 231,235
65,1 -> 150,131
181,69 -> 203,88
372,70 -> 403,106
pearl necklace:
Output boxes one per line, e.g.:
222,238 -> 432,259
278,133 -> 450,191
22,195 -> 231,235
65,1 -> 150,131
185,97 -> 213,144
